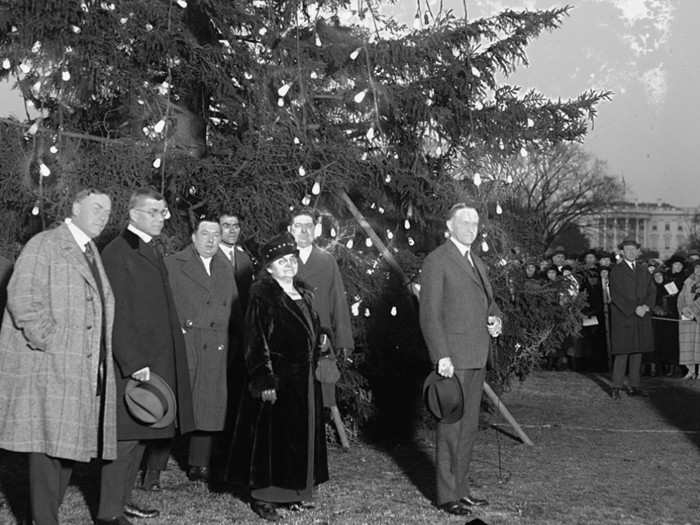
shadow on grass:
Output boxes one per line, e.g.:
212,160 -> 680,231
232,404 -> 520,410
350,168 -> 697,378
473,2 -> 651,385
645,378 -> 700,450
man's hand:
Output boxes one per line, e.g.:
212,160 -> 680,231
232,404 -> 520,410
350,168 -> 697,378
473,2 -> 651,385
131,367 -> 150,382
634,305 -> 649,318
261,389 -> 277,403
437,357 -> 454,378
487,316 -> 503,338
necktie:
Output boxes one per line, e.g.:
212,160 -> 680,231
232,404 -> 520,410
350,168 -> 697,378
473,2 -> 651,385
465,249 -> 474,267
84,242 -> 106,397
631,261 -> 636,271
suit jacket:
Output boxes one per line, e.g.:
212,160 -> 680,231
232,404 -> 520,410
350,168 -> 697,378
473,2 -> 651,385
101,228 -> 195,440
419,241 -> 501,370
609,260 -> 656,355
0,224 -> 117,461
296,245 -> 354,349
165,247 -> 235,431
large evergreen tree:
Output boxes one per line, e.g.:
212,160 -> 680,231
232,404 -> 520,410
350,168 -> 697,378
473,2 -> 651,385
0,0 -> 610,433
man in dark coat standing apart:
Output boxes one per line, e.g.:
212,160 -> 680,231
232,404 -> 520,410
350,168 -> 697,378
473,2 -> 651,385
609,237 -> 655,399
218,213 -> 256,314
419,203 -> 502,517
97,188 -> 195,524
165,218 -> 235,482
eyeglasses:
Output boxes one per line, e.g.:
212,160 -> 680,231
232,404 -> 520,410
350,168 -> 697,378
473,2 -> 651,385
291,222 -> 314,231
134,208 -> 171,220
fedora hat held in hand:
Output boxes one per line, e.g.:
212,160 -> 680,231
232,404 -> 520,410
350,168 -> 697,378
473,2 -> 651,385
422,370 -> 464,424
124,372 -> 177,429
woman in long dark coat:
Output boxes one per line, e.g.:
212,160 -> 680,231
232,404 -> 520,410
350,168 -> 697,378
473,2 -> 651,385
227,233 -> 328,522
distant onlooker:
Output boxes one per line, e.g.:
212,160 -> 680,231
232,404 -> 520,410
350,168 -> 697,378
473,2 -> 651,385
678,261 -> 700,380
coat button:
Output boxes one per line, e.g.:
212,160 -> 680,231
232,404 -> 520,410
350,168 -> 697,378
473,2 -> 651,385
217,344 -> 224,351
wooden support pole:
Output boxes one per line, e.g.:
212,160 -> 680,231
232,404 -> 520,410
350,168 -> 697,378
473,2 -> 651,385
483,381 -> 534,446
330,405 -> 350,450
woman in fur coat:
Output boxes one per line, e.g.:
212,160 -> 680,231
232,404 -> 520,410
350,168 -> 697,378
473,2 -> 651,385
226,233 -> 328,522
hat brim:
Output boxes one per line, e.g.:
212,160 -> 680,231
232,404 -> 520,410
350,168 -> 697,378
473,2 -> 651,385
125,373 -> 177,429
422,371 -> 464,424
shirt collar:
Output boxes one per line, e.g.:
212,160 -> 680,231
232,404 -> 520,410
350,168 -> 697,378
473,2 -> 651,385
65,218 -> 92,252
298,245 -> 313,261
219,243 -> 234,255
449,237 -> 471,257
127,223 -> 153,243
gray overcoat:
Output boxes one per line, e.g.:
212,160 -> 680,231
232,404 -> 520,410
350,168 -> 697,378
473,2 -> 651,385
165,247 -> 236,431
0,224 -> 117,462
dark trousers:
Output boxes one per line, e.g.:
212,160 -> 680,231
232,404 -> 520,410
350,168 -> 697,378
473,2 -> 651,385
98,440 -> 145,520
612,352 -> 642,388
28,453 -> 75,525
142,438 -> 171,473
189,432 -> 213,467
435,367 -> 486,505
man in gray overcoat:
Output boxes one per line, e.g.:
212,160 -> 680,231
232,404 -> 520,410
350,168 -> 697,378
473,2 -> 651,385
419,203 -> 502,517
0,189 -> 117,525
165,218 -> 236,482
609,237 -> 655,399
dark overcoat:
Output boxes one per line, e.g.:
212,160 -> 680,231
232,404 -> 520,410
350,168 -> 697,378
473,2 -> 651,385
232,245 -> 255,314
609,261 -> 655,355
165,247 -> 236,431
101,228 -> 195,440
226,277 -> 329,491
296,246 -> 354,349
0,224 -> 117,461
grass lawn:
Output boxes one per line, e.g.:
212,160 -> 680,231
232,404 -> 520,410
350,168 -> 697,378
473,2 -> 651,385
2,370 -> 700,524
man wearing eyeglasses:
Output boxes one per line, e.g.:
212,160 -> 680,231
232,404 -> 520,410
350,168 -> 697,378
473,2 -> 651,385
288,208 -> 354,384
96,188 -> 195,525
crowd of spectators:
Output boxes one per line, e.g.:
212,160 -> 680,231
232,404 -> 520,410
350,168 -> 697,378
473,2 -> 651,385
518,245 -> 700,377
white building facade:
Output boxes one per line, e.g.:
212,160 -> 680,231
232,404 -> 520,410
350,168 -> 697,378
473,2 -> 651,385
580,202 -> 700,260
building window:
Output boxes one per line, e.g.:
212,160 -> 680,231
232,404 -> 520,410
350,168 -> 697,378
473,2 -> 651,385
678,225 -> 683,232
665,236 -> 671,250
652,224 -> 658,231
665,223 -> 670,231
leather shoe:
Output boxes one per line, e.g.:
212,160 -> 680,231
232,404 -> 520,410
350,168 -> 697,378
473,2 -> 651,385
250,500 -> 281,522
124,503 -> 160,519
437,501 -> 472,516
95,518 -> 133,525
626,386 -> 649,397
187,465 -> 210,482
460,495 -> 489,507
610,387 -> 622,400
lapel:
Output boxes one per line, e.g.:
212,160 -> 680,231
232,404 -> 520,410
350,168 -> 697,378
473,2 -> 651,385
274,280 -> 315,345
180,246 -> 212,292
57,224 -> 99,291
123,228 -> 161,270
445,241 -> 483,289
472,253 -> 493,303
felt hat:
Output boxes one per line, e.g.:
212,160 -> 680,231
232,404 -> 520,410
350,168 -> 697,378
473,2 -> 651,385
422,371 -> 464,424
261,232 -> 298,267
550,246 -> 566,257
666,253 -> 686,267
617,237 -> 641,250
124,373 -> 177,428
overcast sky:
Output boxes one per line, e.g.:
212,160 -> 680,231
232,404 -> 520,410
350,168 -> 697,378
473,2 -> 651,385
1,1 -> 697,207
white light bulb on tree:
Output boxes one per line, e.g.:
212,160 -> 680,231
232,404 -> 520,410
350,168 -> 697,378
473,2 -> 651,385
473,172 -> 482,187
364,307 -> 371,318
301,195 -> 311,206
277,83 -> 292,97
310,71 -> 318,79
413,14 -> 421,30
527,118 -> 535,128
152,157 -> 161,168
32,41 -> 42,53
346,239 -> 354,249
353,89 -> 368,103
39,162 -> 51,177
176,0 -> 187,7
61,70 -> 70,81
351,300 -> 360,316
350,48 -> 361,60
384,174 -> 391,183
390,306 -> 397,317
404,219 -> 411,230
365,237 -> 372,247
313,223 -> 322,238
298,166 -> 306,177
311,181 -> 321,195
154,119 -> 166,133
31,206 -> 40,216
2,58 -> 10,70
366,126 -> 375,140
481,240 -> 489,252
27,122 -> 39,135
49,145 -> 58,154
520,146 -> 528,158
408,236 -> 415,246
315,33 -> 322,47
506,174 -> 513,184
277,97 -> 284,107
293,137 -> 300,145
496,202 -> 503,215
471,66 -> 481,78
330,227 -> 337,238
386,230 -> 393,240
